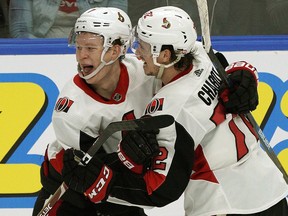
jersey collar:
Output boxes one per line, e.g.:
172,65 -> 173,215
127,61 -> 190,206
73,62 -> 129,104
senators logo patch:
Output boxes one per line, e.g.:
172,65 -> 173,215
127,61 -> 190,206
118,12 -> 125,22
162,18 -> 171,29
54,97 -> 74,113
145,98 -> 164,114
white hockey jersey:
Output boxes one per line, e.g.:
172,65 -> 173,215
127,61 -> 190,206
145,45 -> 288,215
47,55 -> 155,171
107,43 -> 288,215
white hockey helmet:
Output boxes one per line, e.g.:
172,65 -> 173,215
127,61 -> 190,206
69,7 -> 132,80
69,7 -> 132,49
134,6 -> 197,57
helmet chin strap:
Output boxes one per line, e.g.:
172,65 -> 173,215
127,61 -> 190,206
152,55 -> 182,94
153,55 -> 182,79
78,46 -> 122,80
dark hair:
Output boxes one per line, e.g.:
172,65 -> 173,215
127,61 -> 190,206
112,38 -> 126,61
161,45 -> 194,71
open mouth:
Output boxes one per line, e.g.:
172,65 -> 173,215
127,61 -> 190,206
81,65 -> 94,75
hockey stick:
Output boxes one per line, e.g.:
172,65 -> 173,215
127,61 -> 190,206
37,114 -> 175,216
196,0 -> 288,184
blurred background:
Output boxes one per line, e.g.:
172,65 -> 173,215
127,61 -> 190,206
1,0 -> 287,39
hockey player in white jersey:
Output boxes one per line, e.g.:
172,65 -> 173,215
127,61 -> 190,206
60,6 -> 288,216
32,7 -> 157,216
123,6 -> 288,216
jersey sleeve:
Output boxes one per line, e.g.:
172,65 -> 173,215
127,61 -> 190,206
51,80 -> 102,151
107,121 -> 195,207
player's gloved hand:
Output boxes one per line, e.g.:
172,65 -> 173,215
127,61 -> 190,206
62,148 -> 114,203
118,129 -> 160,174
219,61 -> 259,114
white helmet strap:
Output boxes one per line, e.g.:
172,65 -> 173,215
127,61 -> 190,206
156,64 -> 165,79
153,55 -> 182,79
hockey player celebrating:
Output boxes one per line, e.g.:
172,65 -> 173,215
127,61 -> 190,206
61,6 -> 288,216
32,7 -> 157,216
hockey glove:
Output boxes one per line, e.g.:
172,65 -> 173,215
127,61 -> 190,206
62,148 -> 114,203
219,61 -> 259,114
118,129 -> 160,175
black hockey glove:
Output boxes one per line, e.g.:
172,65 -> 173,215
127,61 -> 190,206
118,129 -> 160,174
62,148 -> 114,204
219,61 -> 259,114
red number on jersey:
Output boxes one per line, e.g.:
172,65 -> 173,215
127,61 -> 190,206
153,147 -> 168,170
229,119 -> 249,161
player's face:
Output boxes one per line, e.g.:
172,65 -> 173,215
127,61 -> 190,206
135,39 -> 159,76
75,32 -> 105,79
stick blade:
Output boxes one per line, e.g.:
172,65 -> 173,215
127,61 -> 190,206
135,114 -> 175,130
108,114 -> 175,132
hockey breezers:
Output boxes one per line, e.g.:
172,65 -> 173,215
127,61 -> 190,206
37,114 -> 174,216
196,0 -> 288,184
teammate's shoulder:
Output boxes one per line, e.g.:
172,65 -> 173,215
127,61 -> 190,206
122,54 -> 147,80
122,54 -> 143,70
191,42 -> 212,75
